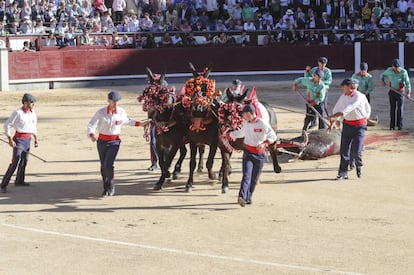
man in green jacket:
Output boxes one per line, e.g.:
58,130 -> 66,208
380,59 -> 412,130
293,69 -> 328,131
352,62 -> 374,103
305,56 -> 333,127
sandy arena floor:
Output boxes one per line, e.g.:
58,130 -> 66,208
0,75 -> 413,275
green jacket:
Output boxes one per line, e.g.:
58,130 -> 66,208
380,67 -> 411,94
352,72 -> 374,95
294,77 -> 327,105
305,67 -> 333,89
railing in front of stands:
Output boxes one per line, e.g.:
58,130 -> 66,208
1,28 -> 414,52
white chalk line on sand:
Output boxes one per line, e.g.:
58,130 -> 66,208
1,223 -> 363,275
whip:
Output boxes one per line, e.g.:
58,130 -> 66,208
0,138 -> 47,163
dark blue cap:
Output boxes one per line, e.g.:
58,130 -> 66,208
340,78 -> 359,86
314,69 -> 324,78
242,104 -> 256,114
318,57 -> 328,64
232,79 -> 242,86
22,93 -> 36,103
392,59 -> 400,67
360,62 -> 368,70
108,91 -> 122,101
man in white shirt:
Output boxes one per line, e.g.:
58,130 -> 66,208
1,94 -> 38,193
87,91 -> 149,196
328,78 -> 371,180
228,104 -> 277,206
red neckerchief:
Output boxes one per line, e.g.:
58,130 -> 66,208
22,106 -> 32,113
106,106 -> 117,114
346,90 -> 356,97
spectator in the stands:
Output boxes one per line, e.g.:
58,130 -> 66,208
307,29 -> 319,45
365,14 -> 378,29
296,10 -> 307,28
44,33 -> 57,47
96,34 -> 110,46
354,18 -> 364,30
20,19 -> 33,34
243,19 -> 256,30
274,27 -> 286,43
393,16 -> 406,28
372,1 -> 382,18
102,11 -> 114,31
160,32 -> 173,46
337,0 -> 349,28
242,2 -> 255,22
21,40 -> 36,52
192,19 -> 205,31
319,12 -> 332,29
322,0 -> 335,19
361,2 -> 371,24
171,32 -> 183,46
384,29 -> 398,41
65,26 -> 77,46
141,12 -> 153,31
319,31 -> 335,45
397,0 -> 409,17
379,11 -> 394,27
262,9 -> 274,26
80,28 -> 93,45
286,29 -> 298,44
262,31 -> 275,46
112,0 -> 126,25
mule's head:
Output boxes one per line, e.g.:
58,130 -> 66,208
182,63 -> 217,118
138,67 -> 176,116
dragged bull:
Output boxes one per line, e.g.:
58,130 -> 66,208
278,128 -> 342,160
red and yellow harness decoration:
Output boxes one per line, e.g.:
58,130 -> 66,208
182,74 -> 217,131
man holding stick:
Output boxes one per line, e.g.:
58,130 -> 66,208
380,59 -> 411,130
1,94 -> 38,193
327,78 -> 371,180
293,69 -> 328,131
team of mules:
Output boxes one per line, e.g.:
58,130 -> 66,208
139,64 -> 281,193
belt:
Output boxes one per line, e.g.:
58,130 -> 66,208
244,144 -> 266,154
98,134 -> 120,141
14,132 -> 32,139
344,118 -> 366,126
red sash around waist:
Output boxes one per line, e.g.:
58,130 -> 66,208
98,134 -> 120,141
14,132 -> 32,139
344,118 -> 366,126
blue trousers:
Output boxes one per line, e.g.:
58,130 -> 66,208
389,90 -> 404,129
149,122 -> 158,165
1,137 -> 31,187
97,139 -> 120,191
338,123 -> 366,177
239,150 -> 265,202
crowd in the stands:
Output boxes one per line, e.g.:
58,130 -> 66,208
2,0 -> 414,50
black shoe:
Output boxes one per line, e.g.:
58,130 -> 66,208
390,127 -> 395,130
398,127 -> 402,130
102,190 -> 109,197
356,167 -> 362,178
336,175 -> 348,181
148,164 -> 158,171
237,197 -> 246,207
1,186 -> 7,193
349,163 -> 355,170
15,182 -> 30,186
246,199 -> 252,205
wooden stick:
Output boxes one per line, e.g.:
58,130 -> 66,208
0,138 -> 47,163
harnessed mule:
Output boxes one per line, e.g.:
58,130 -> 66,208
139,69 -> 189,190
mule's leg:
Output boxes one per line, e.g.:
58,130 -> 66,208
173,145 -> 187,180
186,142 -> 198,192
197,145 -> 205,173
154,148 -> 166,190
206,143 -> 218,180
268,142 -> 282,173
164,146 -> 180,181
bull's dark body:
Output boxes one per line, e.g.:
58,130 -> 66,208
288,129 -> 341,160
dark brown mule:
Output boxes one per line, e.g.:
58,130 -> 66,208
183,63 -> 221,192
218,89 -> 282,193
138,68 -> 189,190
